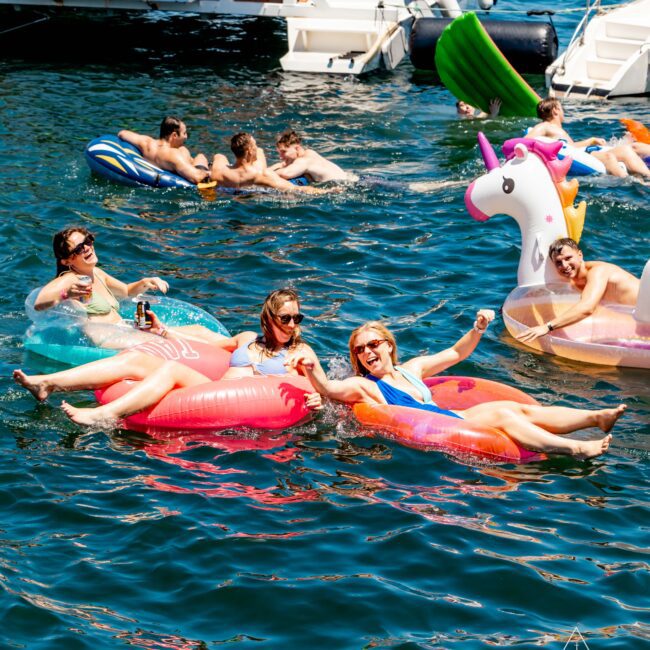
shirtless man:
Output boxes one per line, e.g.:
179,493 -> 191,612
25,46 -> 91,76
517,237 -> 641,343
209,132 -> 324,194
118,116 -> 210,185
528,98 -> 650,178
269,129 -> 348,183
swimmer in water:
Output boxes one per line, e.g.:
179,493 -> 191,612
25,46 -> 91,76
269,129 -> 350,183
209,132 -> 327,194
528,98 -> 650,178
118,116 -> 211,185
456,98 -> 501,119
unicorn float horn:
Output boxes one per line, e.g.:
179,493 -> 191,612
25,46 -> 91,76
478,132 -> 500,171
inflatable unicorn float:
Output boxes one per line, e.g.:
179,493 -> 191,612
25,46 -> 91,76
465,133 -> 650,369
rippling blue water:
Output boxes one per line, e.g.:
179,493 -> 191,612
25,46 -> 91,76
1,2 -> 649,647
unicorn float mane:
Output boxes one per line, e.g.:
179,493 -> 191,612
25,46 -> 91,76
502,137 -> 585,244
465,133 -> 587,288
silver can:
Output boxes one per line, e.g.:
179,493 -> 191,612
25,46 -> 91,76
77,275 -> 92,303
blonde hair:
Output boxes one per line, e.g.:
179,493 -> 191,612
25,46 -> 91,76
348,321 -> 397,376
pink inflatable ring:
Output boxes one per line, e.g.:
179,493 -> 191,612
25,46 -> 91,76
94,338 -> 314,434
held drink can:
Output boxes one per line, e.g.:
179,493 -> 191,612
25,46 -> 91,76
135,301 -> 153,329
77,275 -> 92,303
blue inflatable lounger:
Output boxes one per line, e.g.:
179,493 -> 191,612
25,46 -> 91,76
85,135 -> 194,189
522,131 -> 607,176
85,134 -> 310,191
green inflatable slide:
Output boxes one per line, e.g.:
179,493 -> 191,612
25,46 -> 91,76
435,12 -> 540,118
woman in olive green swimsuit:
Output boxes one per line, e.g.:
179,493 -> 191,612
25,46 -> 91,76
33,226 -> 227,347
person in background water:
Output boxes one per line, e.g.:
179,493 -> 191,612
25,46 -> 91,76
118,116 -> 211,184
456,98 -> 501,119
289,310 -> 624,459
209,132 -> 326,194
516,237 -> 641,344
269,129 -> 349,183
528,98 -> 650,178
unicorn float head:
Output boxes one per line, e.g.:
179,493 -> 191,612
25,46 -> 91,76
464,133 -> 650,368
466,134 -> 586,289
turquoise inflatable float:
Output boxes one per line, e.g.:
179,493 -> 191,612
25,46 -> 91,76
23,289 -> 229,366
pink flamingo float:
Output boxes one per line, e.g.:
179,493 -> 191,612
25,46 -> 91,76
465,133 -> 650,369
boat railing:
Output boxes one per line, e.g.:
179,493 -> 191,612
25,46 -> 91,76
555,0 -> 631,78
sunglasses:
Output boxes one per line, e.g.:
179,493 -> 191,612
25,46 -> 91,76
68,234 -> 95,257
276,313 -> 304,325
353,338 -> 387,355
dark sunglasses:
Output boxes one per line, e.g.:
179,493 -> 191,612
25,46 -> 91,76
353,338 -> 387,355
276,313 -> 304,325
68,234 -> 95,257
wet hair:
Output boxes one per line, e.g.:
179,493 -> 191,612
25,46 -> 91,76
455,100 -> 462,109
53,226 -> 93,277
537,97 -> 561,121
348,321 -> 398,376
159,116 -> 184,140
549,237 -> 580,260
276,129 -> 303,147
231,132 -> 254,159
259,288 -> 303,352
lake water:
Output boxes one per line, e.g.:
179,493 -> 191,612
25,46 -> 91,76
0,1 -> 649,647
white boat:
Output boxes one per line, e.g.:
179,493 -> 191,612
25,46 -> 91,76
546,0 -> 650,98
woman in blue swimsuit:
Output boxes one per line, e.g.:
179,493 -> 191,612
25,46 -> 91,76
291,312 -> 625,459
14,288 -> 322,425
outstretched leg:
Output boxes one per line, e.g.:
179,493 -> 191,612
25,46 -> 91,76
512,402 -> 626,434
13,350 -> 165,401
591,150 -> 627,177
610,144 -> 650,177
61,360 -> 210,427
460,401 -> 625,458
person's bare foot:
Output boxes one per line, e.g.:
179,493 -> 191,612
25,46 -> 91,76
61,400 -> 117,427
596,404 -> 627,433
13,369 -> 52,401
575,434 -> 612,460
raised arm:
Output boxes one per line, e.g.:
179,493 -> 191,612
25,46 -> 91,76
273,157 -> 309,180
99,269 -> 169,299
402,309 -> 495,378
289,353 -> 369,404
572,136 -> 607,148
516,268 -> 609,343
125,277 -> 169,297
256,170 -> 328,195
167,152 -> 211,184
34,275 -> 92,310
117,130 -> 154,151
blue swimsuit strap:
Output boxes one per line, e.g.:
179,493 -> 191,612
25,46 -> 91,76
366,371 -> 462,419
395,366 -> 433,404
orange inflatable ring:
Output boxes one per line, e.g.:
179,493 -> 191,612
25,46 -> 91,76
353,376 -> 546,463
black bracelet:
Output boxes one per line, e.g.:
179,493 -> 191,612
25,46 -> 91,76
546,322 -> 554,332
